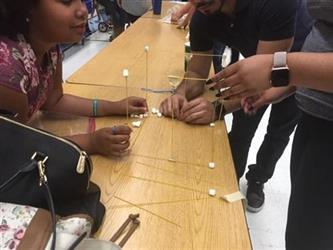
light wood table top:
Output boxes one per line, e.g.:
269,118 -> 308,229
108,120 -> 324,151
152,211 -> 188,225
67,4 -> 187,87
43,84 -> 250,250
57,2 -> 252,248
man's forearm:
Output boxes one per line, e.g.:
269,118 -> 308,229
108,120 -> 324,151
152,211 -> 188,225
175,70 -> 206,99
176,52 -> 213,100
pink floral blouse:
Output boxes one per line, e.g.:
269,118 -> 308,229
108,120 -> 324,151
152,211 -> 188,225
0,34 -> 60,118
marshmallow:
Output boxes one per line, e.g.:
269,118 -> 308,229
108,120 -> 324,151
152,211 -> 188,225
208,189 -> 216,197
208,162 -> 215,169
132,121 -> 142,128
123,69 -> 129,77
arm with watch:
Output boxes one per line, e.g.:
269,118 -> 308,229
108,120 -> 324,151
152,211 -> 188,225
207,38 -> 294,119
210,52 -> 333,102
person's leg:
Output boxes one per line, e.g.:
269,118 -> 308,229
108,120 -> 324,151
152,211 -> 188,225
286,113 -> 333,250
245,95 -> 300,212
246,95 -> 300,183
107,0 -> 126,37
228,106 -> 268,179
125,12 -> 140,23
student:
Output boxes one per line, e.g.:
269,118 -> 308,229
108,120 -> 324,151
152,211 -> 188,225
119,0 -> 152,23
160,0 -> 312,212
97,0 -> 151,38
212,33 -> 333,250
170,1 -> 239,73
0,0 -> 148,157
96,0 -> 127,37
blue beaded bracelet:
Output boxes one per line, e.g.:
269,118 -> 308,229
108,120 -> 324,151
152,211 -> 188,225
92,99 -> 98,117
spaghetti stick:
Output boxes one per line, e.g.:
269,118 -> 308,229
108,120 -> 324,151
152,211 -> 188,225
211,101 -> 217,164
168,75 -> 207,82
123,69 -> 129,124
185,52 -> 226,57
168,76 -> 177,162
217,100 -> 225,121
145,46 -> 149,101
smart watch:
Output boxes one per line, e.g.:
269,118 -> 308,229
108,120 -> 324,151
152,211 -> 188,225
271,51 -> 289,87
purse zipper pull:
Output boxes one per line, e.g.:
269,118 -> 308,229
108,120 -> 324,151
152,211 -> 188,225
31,152 -> 49,186
76,153 -> 86,174
38,161 -> 48,186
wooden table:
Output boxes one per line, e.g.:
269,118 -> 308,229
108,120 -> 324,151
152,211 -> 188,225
52,2 -> 252,249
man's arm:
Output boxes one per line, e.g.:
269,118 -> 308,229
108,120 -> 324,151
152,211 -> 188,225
256,38 -> 293,55
176,51 -> 213,100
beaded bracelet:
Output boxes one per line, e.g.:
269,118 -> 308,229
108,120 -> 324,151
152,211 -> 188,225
92,99 -> 99,117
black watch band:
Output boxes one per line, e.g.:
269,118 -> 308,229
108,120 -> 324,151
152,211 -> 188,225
212,100 -> 226,120
271,51 -> 289,87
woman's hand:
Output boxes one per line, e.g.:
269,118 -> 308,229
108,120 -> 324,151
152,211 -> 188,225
89,125 -> 132,157
208,54 -> 274,100
112,96 -> 148,115
241,86 -> 296,115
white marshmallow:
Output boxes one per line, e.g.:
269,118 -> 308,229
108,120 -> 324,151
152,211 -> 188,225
208,162 -> 215,169
151,107 -> 158,114
210,123 -> 215,127
208,189 -> 216,197
144,46 -> 149,52
132,121 -> 142,128
123,69 -> 129,77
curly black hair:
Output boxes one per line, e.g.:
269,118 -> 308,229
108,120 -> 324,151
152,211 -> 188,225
0,0 -> 38,38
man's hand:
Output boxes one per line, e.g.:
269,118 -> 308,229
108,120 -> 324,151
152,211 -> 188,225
171,3 -> 196,29
179,97 -> 215,124
159,94 -> 187,118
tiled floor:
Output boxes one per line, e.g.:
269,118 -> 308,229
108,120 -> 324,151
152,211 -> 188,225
63,31 -> 293,250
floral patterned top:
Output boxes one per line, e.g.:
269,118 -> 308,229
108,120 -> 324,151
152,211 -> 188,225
0,34 -> 60,118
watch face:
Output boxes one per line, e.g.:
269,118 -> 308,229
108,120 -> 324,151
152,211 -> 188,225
271,68 -> 289,87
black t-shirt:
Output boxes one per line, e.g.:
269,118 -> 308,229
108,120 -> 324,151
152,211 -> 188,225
189,0 -> 297,57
